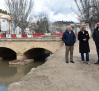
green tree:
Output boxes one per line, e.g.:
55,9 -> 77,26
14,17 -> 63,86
0,9 -> 8,14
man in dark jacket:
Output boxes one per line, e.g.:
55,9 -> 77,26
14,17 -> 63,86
93,21 -> 99,64
62,26 -> 76,63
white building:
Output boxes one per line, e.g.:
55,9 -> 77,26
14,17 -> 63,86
0,19 -> 8,32
0,13 -> 12,34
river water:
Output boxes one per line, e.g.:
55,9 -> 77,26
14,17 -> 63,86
0,59 -> 46,91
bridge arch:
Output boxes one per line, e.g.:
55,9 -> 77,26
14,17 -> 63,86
23,47 -> 52,60
0,47 -> 17,60
22,45 -> 56,54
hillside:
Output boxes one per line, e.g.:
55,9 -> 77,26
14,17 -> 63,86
53,21 -> 75,26
49,21 -> 75,33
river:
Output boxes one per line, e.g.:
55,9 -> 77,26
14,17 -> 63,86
0,59 -> 46,91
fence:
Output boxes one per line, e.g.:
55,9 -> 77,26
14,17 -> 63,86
0,33 -> 63,38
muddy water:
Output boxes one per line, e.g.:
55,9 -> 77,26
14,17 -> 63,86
0,59 -> 46,91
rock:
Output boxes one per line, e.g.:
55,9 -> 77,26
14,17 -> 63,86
0,57 -> 3,61
9,59 -> 34,65
9,82 -> 21,86
31,68 -> 36,71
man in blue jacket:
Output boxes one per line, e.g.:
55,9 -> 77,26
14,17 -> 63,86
93,21 -> 99,64
62,26 -> 76,63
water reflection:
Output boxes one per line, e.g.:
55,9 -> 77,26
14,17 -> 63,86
0,59 -> 46,91
0,85 -> 7,91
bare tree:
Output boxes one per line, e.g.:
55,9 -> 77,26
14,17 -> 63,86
5,0 -> 34,34
34,13 -> 49,33
73,0 -> 99,32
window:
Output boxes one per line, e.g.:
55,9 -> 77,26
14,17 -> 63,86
2,20 -> 5,22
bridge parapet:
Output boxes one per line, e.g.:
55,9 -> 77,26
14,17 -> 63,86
0,36 -> 62,42
41,35 -> 61,39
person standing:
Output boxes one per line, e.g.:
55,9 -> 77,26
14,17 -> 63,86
93,21 -> 99,64
78,25 -> 90,64
62,26 -> 76,63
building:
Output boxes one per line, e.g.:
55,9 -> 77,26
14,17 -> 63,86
70,22 -> 92,37
0,13 -> 11,34
0,13 -> 37,34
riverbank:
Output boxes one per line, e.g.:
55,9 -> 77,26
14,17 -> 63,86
6,39 -> 99,91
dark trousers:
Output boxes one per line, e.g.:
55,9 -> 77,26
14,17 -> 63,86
96,46 -> 99,62
81,53 -> 89,61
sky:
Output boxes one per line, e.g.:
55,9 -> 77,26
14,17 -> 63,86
0,0 -> 79,22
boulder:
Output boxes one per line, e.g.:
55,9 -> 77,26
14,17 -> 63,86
0,57 -> 3,61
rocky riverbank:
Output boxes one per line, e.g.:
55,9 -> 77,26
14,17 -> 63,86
6,40 -> 99,91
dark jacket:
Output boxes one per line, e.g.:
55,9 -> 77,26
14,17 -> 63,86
93,27 -> 99,47
62,30 -> 76,46
78,31 -> 90,53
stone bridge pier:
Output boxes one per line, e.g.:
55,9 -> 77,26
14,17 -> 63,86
17,53 -> 27,60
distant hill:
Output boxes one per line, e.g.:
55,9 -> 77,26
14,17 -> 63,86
49,21 -> 75,33
53,21 -> 75,26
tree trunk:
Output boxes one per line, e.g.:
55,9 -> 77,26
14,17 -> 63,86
89,22 -> 95,36
22,27 -> 24,34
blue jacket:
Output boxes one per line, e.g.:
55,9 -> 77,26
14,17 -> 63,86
93,27 -> 99,46
62,30 -> 76,46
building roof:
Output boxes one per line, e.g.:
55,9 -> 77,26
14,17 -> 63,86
0,13 -> 11,20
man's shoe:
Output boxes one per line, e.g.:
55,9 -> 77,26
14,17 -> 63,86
66,61 -> 69,63
94,62 -> 99,64
70,61 -> 75,63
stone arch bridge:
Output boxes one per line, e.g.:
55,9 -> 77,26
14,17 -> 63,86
0,36 -> 63,60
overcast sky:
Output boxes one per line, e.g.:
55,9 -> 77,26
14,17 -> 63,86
0,0 -> 79,22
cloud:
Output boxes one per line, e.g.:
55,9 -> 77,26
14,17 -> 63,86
0,0 -> 6,10
0,0 -> 79,22
49,11 -> 78,22
33,0 -> 79,22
